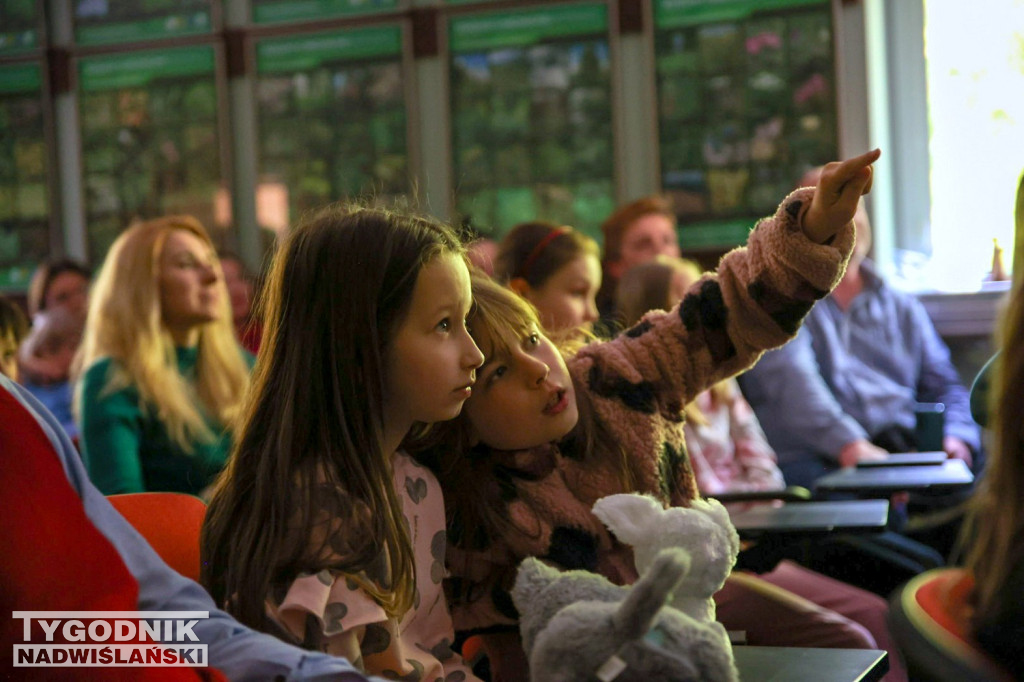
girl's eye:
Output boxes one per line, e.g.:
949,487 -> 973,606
526,333 -> 540,347
487,365 -> 508,384
436,318 -> 451,332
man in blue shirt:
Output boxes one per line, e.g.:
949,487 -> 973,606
740,183 -> 980,488
0,371 -> 382,682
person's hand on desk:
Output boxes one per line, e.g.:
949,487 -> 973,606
839,439 -> 888,468
943,436 -> 972,468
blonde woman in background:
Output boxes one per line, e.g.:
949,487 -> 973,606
74,216 -> 252,496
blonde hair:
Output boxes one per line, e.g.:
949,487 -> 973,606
74,215 -> 250,453
616,255 -> 729,424
966,273 -> 1024,620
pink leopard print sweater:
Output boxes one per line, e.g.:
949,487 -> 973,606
442,187 -> 855,635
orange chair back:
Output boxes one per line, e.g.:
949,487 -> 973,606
889,568 -> 1012,682
107,493 -> 206,582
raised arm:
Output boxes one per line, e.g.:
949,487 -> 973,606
573,151 -> 880,413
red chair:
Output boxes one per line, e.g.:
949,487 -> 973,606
107,492 -> 207,582
888,568 -> 1012,682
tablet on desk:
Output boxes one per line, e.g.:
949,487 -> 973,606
816,459 -> 974,495
857,452 -> 948,468
729,500 -> 889,537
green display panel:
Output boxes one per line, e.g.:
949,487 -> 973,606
78,46 -> 224,261
252,0 -> 398,25
73,0 -> 213,46
654,0 -> 837,249
256,26 -> 408,229
449,4 -> 614,240
0,0 -> 41,55
0,62 -> 49,291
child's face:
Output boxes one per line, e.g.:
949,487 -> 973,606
0,332 -> 18,381
464,325 -> 577,450
384,254 -> 484,431
523,254 -> 601,339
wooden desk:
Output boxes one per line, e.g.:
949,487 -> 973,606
729,500 -> 889,539
815,459 -> 973,496
733,646 -> 888,682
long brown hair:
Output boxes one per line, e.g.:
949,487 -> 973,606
407,271 -> 632,552
201,205 -> 463,629
965,278 -> 1024,619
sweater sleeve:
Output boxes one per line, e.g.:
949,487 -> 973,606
573,187 -> 855,416
79,359 -> 146,494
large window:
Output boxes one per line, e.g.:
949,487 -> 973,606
0,62 -> 50,290
449,4 -> 615,240
255,25 -> 409,234
922,0 -> 1024,290
78,46 -> 227,260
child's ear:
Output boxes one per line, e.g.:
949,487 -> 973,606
508,277 -> 530,297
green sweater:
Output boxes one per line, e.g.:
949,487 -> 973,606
79,347 -> 250,496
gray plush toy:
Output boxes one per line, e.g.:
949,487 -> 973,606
512,548 -> 738,682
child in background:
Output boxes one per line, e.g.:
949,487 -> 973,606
201,205 -> 484,681
616,256 -> 785,496
407,150 -> 881,680
493,221 -> 601,342
0,296 -> 28,381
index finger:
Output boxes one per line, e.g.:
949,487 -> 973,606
820,149 -> 881,196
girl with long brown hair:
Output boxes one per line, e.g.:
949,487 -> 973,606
201,205 -> 484,681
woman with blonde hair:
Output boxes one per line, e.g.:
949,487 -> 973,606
75,215 -> 251,496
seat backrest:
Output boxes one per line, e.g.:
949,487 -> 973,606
888,568 -> 1012,682
107,493 -> 206,582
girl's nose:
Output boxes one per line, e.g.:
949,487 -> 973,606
462,333 -> 484,369
527,356 -> 549,386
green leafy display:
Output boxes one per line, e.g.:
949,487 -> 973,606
78,46 -> 223,261
255,26 -> 408,229
0,62 -> 49,289
449,5 -> 613,240
654,0 -> 838,248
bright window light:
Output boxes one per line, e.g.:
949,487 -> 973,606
923,0 -> 1024,291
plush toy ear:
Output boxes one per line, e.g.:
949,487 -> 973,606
512,557 -> 560,611
694,497 -> 734,531
613,548 -> 690,640
592,494 -> 663,545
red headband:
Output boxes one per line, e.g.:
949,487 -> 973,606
517,226 -> 572,281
